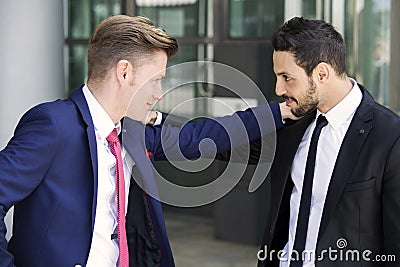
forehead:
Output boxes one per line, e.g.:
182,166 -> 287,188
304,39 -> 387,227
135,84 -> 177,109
273,51 -> 304,76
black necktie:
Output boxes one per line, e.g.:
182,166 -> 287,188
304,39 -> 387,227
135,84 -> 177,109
291,115 -> 328,266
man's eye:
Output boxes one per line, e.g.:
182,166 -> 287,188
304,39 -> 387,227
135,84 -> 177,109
153,77 -> 164,83
284,75 -> 291,82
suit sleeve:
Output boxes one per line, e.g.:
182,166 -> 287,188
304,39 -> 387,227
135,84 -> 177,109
382,135 -> 400,264
215,102 -> 282,164
146,103 -> 281,161
160,102 -> 283,129
160,112 -> 190,127
0,106 -> 60,266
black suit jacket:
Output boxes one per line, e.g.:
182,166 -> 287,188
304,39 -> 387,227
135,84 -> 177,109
258,85 -> 400,266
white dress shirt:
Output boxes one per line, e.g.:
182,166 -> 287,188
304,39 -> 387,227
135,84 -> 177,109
154,111 -> 163,125
280,79 -> 362,266
83,85 -> 134,267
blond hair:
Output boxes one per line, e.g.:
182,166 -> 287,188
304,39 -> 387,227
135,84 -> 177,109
87,15 -> 178,82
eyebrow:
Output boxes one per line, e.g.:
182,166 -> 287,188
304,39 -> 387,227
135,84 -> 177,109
276,71 -> 291,76
154,74 -> 165,79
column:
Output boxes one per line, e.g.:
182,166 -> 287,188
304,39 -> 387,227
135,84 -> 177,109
0,0 -> 64,240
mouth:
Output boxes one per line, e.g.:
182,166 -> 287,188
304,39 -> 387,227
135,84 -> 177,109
283,95 -> 297,106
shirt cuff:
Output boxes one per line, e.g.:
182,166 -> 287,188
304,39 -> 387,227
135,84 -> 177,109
154,111 -> 163,126
269,102 -> 284,130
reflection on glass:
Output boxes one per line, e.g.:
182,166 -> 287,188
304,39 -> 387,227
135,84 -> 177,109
69,45 -> 88,91
92,0 -> 121,27
67,0 -> 120,93
345,0 -> 390,105
302,0 -> 317,19
229,0 -> 284,38
136,1 -> 202,38
69,0 -> 91,39
68,0 -> 120,39
157,45 -> 199,116
135,0 -> 210,115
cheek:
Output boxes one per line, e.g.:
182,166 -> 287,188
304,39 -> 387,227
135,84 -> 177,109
286,81 -> 301,96
140,84 -> 153,99
293,81 -> 310,96
136,88 -> 153,106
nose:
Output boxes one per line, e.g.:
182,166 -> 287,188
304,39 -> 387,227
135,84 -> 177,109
153,81 -> 163,100
275,79 -> 287,97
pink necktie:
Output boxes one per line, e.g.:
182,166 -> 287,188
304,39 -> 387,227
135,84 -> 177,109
107,129 -> 129,267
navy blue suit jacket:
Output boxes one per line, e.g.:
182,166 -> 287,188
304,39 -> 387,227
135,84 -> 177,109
0,86 -> 282,266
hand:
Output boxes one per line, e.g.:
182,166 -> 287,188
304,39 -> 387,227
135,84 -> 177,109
145,111 -> 158,124
279,102 -> 301,120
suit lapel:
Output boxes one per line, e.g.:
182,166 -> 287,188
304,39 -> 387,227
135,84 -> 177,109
122,118 -> 160,199
318,87 -> 374,241
70,86 -> 99,231
274,114 -> 316,178
122,118 -> 175,265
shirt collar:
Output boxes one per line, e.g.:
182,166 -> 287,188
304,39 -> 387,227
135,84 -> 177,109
82,84 -> 121,140
317,78 -> 362,131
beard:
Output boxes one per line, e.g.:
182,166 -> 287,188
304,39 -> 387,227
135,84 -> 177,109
291,77 -> 319,117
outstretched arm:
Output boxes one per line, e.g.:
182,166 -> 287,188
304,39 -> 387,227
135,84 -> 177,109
150,102 -> 298,127
140,102 -> 298,163
139,103 -> 281,160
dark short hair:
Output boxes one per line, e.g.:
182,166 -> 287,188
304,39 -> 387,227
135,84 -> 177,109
88,15 -> 178,82
272,17 -> 346,77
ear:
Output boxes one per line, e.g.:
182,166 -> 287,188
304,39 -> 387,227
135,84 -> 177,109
116,60 -> 130,84
313,62 -> 330,83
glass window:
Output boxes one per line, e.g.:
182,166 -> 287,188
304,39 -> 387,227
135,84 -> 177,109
68,0 -> 91,39
67,45 -> 88,90
345,0 -> 391,105
92,0 -> 121,26
156,45 -> 199,116
229,0 -> 284,38
136,1 -> 210,116
135,1 -> 214,188
136,1 -> 204,38
68,0 -> 120,39
302,0 -> 317,19
66,0 -> 120,93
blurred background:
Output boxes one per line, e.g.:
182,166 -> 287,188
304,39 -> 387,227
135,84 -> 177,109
0,0 -> 399,266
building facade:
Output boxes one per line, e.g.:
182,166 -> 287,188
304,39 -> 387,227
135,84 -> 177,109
64,0 -> 399,112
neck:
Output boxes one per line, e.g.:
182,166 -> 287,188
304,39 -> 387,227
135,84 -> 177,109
318,76 -> 353,113
87,80 -> 123,124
